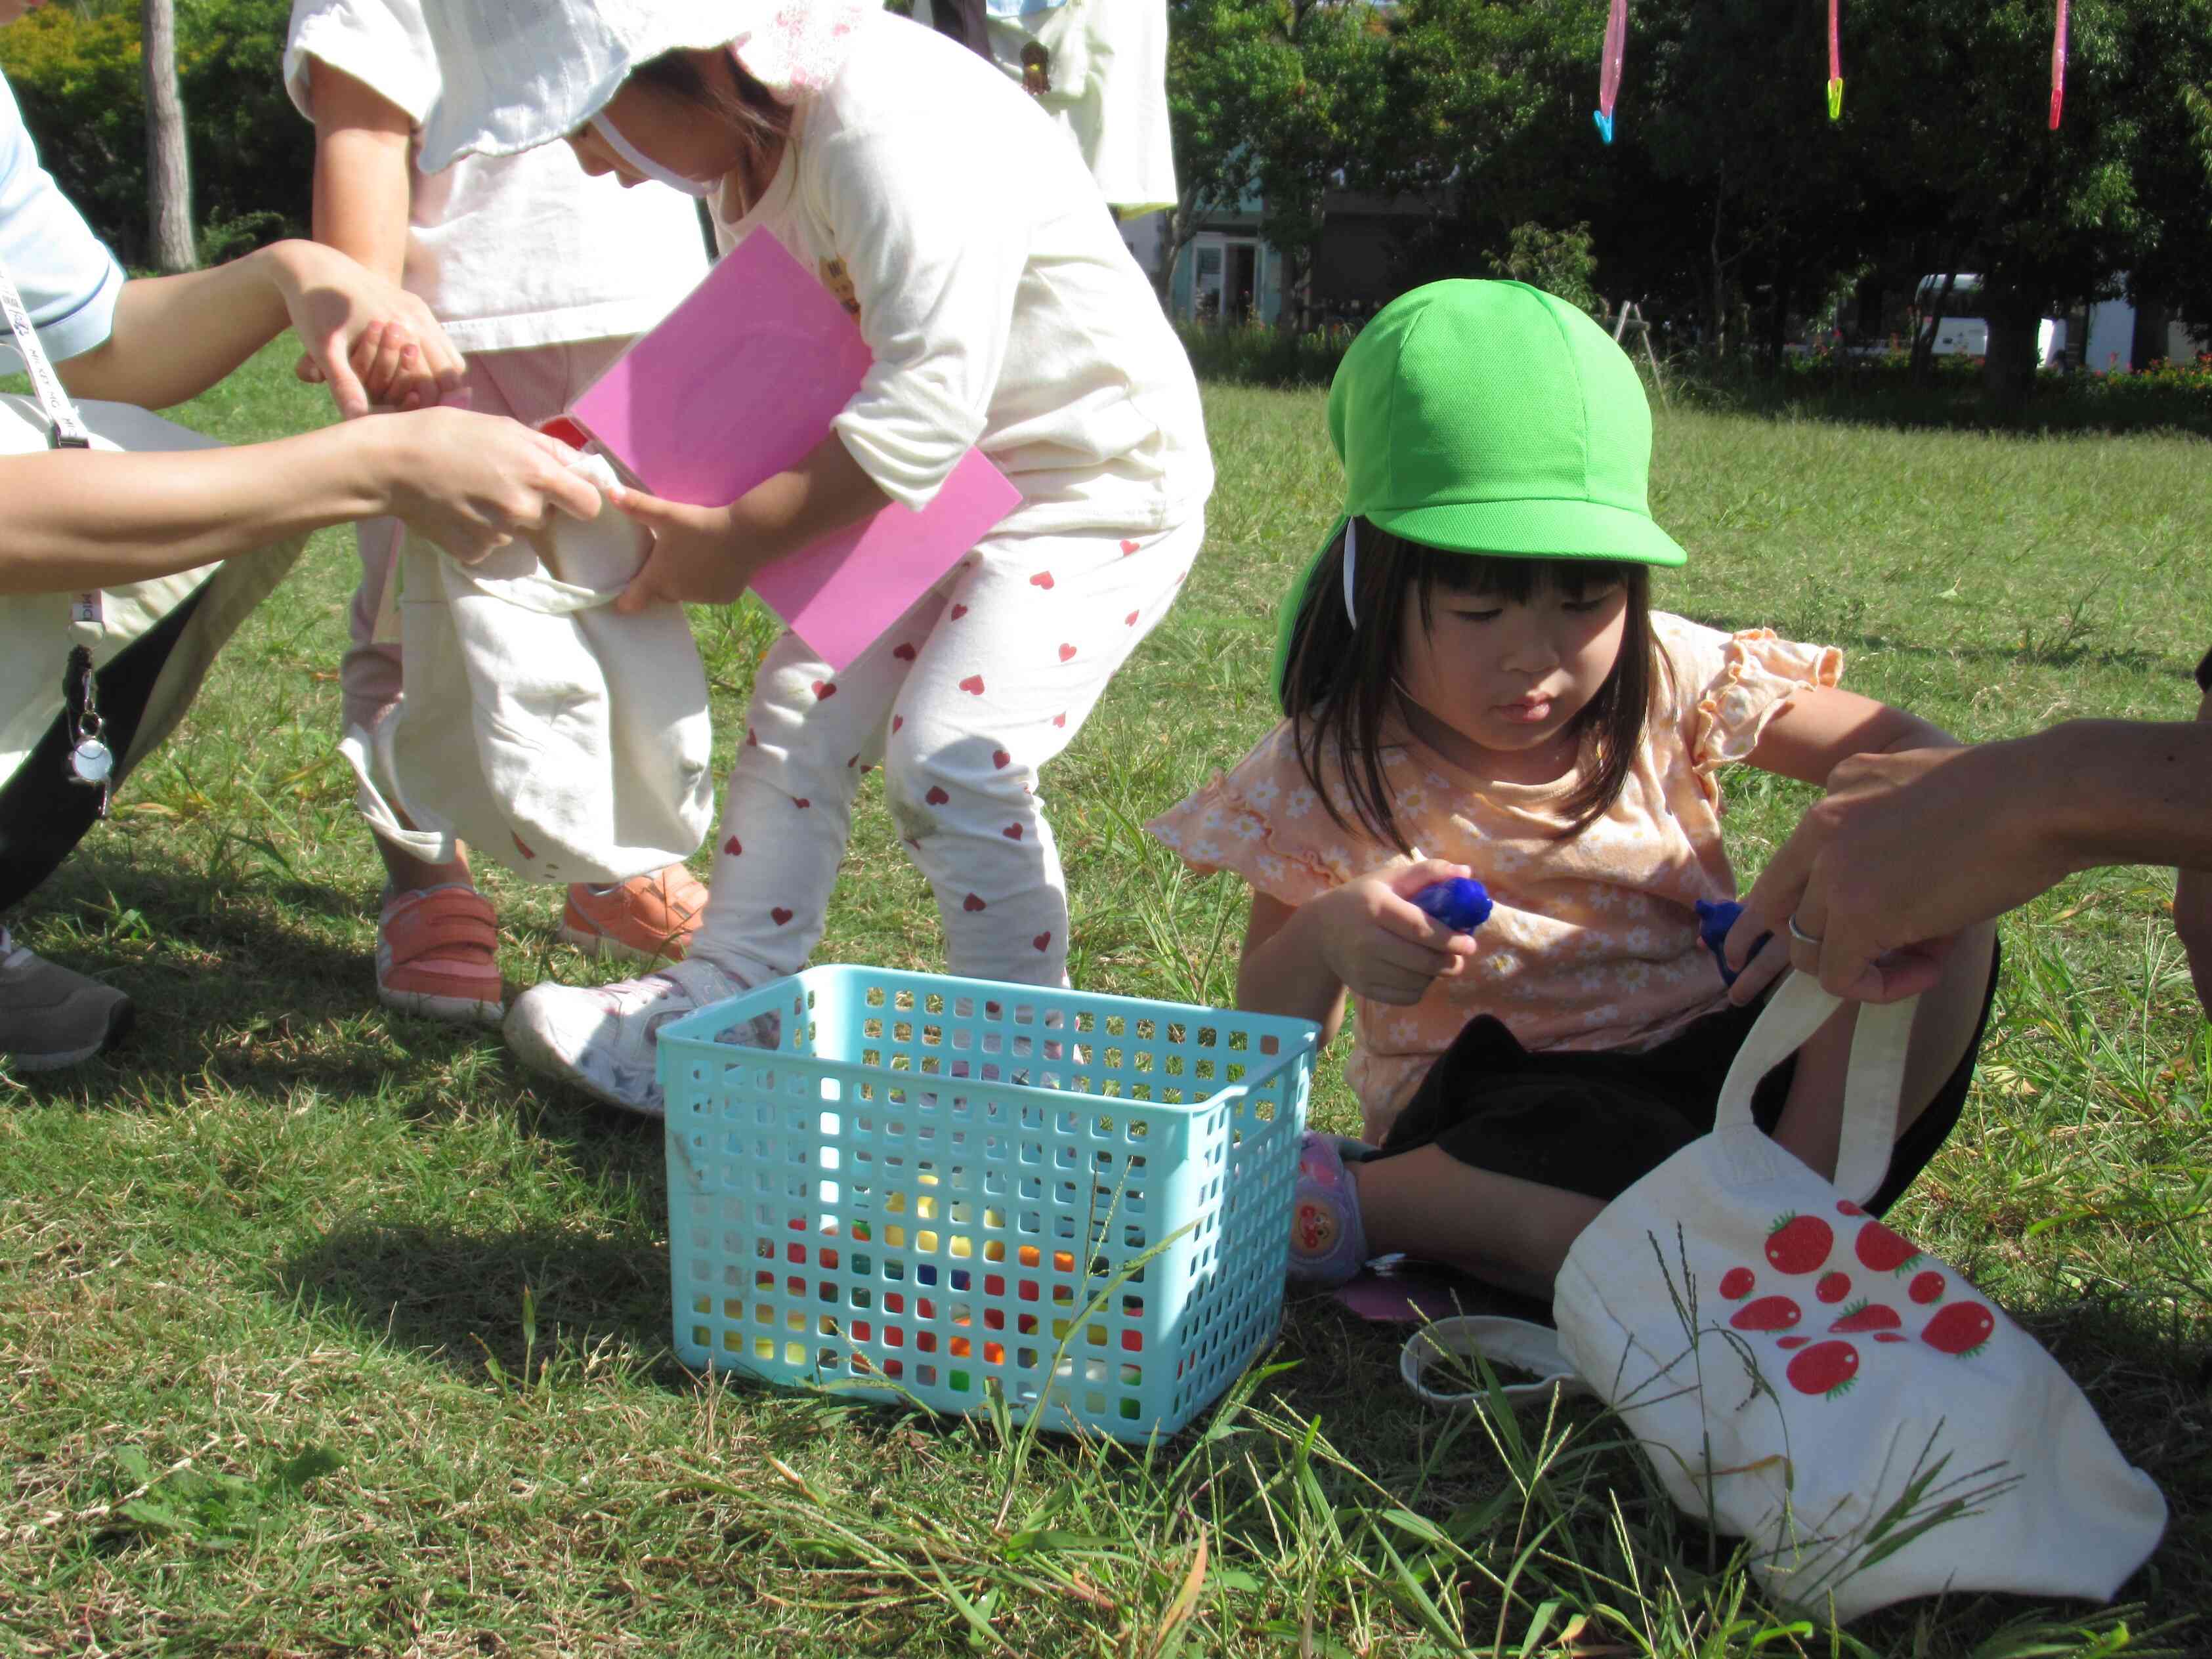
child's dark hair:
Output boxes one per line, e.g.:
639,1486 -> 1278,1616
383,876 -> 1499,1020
1278,518 -> 1670,850
629,47 -> 790,187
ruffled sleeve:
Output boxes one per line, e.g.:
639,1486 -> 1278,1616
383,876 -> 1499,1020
1144,723 -> 1366,909
1653,614 -> 1843,805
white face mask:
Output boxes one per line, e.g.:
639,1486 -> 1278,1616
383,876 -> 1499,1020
589,112 -> 719,200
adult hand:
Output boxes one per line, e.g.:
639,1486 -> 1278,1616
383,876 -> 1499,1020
379,410 -> 605,563
265,241 -> 467,418
1312,858 -> 1481,1007
1724,742 -> 2074,1004
609,485 -> 757,612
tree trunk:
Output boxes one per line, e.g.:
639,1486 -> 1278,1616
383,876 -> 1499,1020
142,0 -> 195,274
1981,289 -> 2045,415
2129,289 -> 2171,370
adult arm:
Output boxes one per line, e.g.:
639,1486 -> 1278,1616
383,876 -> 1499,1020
54,239 -> 461,419
0,408 -> 602,592
1728,720 -> 2212,1005
2170,663 -> 2212,1009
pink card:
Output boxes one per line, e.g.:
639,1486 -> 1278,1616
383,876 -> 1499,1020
568,232 -> 1019,671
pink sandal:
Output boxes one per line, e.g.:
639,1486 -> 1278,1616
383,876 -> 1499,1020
376,884 -> 503,1025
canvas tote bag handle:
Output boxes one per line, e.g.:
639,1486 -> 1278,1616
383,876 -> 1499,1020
0,251 -> 94,449
1712,972 -> 1920,1206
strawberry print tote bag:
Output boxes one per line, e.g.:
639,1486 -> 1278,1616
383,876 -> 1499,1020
1553,974 -> 2165,1622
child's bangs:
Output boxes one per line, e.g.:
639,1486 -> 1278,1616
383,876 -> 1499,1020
1414,545 -> 1637,605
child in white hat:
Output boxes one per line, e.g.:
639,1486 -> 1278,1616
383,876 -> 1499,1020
414,2 -> 1214,1113
285,0 -> 714,1024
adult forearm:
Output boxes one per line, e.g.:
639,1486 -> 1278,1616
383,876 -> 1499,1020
54,244 -> 301,411
2033,721 -> 2212,874
0,424 -> 386,591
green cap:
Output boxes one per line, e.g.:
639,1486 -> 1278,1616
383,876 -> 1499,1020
1273,280 -> 1685,694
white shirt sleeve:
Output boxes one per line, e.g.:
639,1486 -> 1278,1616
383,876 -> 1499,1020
0,72 -> 125,373
811,121 -> 1030,512
284,0 -> 440,127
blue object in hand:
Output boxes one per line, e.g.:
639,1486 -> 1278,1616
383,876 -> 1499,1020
1694,898 -> 1770,986
1412,877 -> 1493,934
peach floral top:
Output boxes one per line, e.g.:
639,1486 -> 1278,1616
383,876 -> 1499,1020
1147,614 -> 1843,1123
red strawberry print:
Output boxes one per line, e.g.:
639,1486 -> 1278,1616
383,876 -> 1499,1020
1728,1295 -> 1802,1333
746,726 -> 757,746
1032,931 -> 1052,952
1120,539 -> 1140,555
904,836 -> 923,852
1836,1200 -> 1864,1217
1124,610 -> 1140,627
847,755 -> 859,769
1920,1301 -> 1995,1357
1029,571 -> 1055,590
1052,712 -> 1067,728
1002,824 -> 1023,840
1057,643 -> 1077,663
813,680 -> 837,700
949,604 -> 969,621
792,796 -> 811,810
992,749 -> 1011,770
1786,1339 -> 1860,1398
892,715 -> 904,733
723,836 -> 742,856
959,675 -> 986,695
1908,1270 -> 1946,1305
1874,1332 -> 1909,1343
771,907 -> 794,925
1776,1335 -> 1811,1349
537,415 -> 589,450
1764,1213 -> 1834,1275
1854,1220 -> 1920,1273
925,786 -> 950,806
963,893 -> 988,912
512,832 -> 536,862
1718,1267 -> 1755,1301
1816,1272 -> 1852,1304
893,642 -> 917,662
1827,1301 -> 1902,1334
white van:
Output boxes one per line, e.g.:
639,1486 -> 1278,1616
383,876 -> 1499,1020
1916,275 -> 2064,366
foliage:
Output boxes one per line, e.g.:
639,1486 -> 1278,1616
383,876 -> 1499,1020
1485,220 -> 1600,316
0,0 -> 308,265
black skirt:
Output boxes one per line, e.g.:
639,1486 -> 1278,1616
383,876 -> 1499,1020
1375,946 -> 2001,1218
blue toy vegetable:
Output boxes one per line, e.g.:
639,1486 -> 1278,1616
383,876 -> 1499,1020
1694,898 -> 1772,986
1412,877 -> 1494,934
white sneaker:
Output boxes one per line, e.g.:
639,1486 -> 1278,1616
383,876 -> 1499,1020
0,930 -> 134,1072
503,956 -> 778,1118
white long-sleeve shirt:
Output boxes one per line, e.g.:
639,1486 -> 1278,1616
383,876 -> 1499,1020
714,13 -> 1211,537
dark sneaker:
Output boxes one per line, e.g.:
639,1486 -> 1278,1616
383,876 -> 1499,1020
0,933 -> 134,1072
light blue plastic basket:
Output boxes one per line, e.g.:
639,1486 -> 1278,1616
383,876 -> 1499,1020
658,966 -> 1317,1440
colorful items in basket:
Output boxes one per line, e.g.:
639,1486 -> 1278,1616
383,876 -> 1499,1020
1411,877 -> 1493,933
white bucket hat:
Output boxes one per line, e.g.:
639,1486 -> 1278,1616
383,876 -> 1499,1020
415,0 -> 877,173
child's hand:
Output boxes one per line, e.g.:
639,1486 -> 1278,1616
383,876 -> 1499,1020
608,484 -> 757,612
1314,858 -> 1483,1007
264,241 -> 466,417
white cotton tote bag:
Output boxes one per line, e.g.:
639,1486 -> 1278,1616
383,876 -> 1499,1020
1552,974 -> 2166,1622
339,450 -> 714,887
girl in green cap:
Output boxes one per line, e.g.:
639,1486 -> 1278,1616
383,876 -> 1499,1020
1148,280 -> 1999,1296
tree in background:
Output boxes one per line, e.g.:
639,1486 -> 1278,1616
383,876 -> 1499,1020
1164,0 -> 1385,325
142,0 -> 195,272
1,0 -> 305,266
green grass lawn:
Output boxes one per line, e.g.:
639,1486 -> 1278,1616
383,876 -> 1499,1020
5,344 -> 2209,1656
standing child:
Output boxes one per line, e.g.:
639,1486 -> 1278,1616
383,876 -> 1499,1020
1149,281 -> 1998,1301
410,2 -> 1213,1112
285,0 -> 712,1024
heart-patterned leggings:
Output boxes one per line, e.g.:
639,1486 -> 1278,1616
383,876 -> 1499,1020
688,513 -> 1203,990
